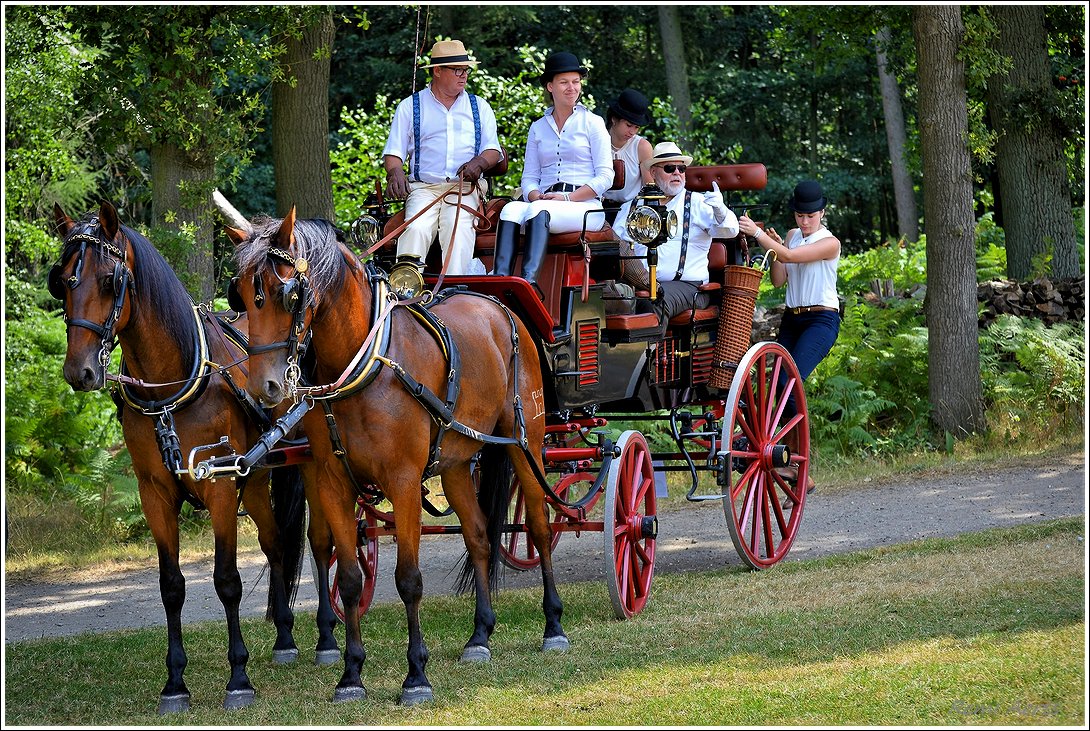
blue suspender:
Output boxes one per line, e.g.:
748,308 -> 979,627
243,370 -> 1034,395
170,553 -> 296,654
411,92 -> 482,182
412,92 -> 421,181
468,94 -> 481,157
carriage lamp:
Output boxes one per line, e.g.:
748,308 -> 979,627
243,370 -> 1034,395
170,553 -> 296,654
388,254 -> 425,299
351,213 -> 383,248
625,183 -> 678,301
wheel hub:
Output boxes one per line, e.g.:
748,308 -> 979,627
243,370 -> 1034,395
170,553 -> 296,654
627,514 -> 657,540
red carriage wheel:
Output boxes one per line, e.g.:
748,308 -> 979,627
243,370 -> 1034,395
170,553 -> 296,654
318,504 -> 379,622
721,342 -> 810,570
603,430 -> 658,619
499,472 -> 593,571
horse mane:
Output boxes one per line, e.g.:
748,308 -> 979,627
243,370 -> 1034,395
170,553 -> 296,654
126,225 -> 200,359
234,216 -> 349,303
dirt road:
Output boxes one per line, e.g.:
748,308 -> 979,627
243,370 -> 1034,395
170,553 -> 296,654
4,453 -> 1084,643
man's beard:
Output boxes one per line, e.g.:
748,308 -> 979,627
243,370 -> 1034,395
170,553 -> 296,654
659,178 -> 684,197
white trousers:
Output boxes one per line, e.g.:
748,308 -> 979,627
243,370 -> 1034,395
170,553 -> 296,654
397,181 -> 482,275
499,199 -> 605,234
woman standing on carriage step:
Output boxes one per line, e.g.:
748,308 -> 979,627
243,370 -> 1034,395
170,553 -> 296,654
493,51 -> 614,295
739,179 -> 841,493
602,88 -> 655,213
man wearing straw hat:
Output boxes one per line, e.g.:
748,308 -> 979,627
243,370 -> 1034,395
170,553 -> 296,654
612,140 -> 739,333
383,39 -> 502,277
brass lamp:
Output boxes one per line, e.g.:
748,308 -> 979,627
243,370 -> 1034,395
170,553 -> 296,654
624,183 -> 677,301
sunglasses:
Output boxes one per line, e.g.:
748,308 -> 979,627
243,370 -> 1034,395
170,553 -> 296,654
446,67 -> 471,77
659,164 -> 687,174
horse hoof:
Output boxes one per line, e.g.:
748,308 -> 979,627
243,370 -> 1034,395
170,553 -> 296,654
332,685 -> 367,703
541,635 -> 571,653
460,645 -> 492,663
157,692 -> 191,715
400,685 -> 434,706
314,648 -> 341,666
223,688 -> 256,710
273,647 -> 299,664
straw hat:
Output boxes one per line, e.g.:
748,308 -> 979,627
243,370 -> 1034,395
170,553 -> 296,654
421,39 -> 479,68
641,141 -> 693,172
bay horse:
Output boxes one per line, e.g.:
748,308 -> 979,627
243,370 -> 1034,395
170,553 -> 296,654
227,209 -> 568,705
48,201 -> 341,714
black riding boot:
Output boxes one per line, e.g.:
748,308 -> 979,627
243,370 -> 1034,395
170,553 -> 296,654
491,219 -> 520,276
519,211 -> 551,287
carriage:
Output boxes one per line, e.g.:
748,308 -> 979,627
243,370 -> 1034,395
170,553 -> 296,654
206,160 -> 811,622
50,158 -> 811,710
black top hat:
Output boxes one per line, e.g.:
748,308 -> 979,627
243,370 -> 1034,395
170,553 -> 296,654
787,180 -> 827,214
541,52 -> 588,85
608,88 -> 652,127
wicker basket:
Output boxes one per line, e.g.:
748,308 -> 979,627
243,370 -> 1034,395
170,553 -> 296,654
710,266 -> 762,389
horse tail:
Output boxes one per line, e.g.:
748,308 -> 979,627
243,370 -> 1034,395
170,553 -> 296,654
268,465 -> 307,618
457,443 -> 512,595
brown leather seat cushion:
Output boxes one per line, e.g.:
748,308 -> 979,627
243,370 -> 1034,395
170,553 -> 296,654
685,164 -> 767,193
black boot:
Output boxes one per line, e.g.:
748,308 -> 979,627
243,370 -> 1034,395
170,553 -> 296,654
519,211 -> 551,288
491,219 -> 520,276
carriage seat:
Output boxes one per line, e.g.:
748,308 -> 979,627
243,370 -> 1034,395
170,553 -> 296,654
604,240 -> 727,333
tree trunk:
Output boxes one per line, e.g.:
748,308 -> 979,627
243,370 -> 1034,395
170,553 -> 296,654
273,10 -> 336,221
808,31 -> 819,171
150,142 -> 215,302
875,26 -> 919,243
911,6 -> 986,439
986,5 -> 1080,280
658,6 -> 692,149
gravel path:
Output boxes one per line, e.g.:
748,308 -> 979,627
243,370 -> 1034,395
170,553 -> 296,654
4,453 -> 1084,643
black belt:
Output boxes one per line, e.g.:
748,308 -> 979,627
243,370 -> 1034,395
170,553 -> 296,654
547,182 -> 579,193
787,305 -> 838,315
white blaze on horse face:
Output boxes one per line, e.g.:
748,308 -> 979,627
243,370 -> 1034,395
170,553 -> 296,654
531,388 -> 545,420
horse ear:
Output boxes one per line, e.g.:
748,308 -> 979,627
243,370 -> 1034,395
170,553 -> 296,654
99,200 -> 120,240
226,226 -> 249,246
277,205 -> 297,249
53,203 -> 76,237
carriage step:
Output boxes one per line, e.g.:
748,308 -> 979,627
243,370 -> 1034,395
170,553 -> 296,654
685,493 -> 729,502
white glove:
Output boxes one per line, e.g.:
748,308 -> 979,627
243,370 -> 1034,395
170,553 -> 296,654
704,180 -> 729,224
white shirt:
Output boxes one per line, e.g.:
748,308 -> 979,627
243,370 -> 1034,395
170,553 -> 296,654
613,190 -> 740,284
383,85 -> 500,184
603,133 -> 647,203
783,227 -> 840,309
521,104 -> 614,200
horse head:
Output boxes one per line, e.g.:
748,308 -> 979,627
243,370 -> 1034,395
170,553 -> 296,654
229,206 -> 326,407
50,200 -> 134,391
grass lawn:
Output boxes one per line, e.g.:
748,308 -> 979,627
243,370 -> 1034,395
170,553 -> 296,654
4,517 -> 1084,726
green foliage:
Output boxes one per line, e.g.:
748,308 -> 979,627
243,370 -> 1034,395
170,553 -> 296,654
978,315 -> 1085,436
4,270 -> 125,504
4,8 -> 106,265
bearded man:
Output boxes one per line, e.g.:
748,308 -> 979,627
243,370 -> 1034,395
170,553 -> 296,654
612,141 -> 739,332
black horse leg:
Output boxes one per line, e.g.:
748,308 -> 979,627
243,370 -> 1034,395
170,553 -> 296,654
326,488 -> 367,703
212,536 -> 256,710
517,458 -> 569,652
156,549 -> 190,714
390,492 -> 431,706
443,466 -> 497,663
304,470 -> 341,665
309,524 -> 341,665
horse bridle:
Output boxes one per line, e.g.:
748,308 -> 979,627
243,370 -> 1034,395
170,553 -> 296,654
48,223 -> 132,372
228,247 -> 311,395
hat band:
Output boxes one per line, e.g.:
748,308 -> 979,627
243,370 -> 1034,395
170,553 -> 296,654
429,54 -> 472,65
